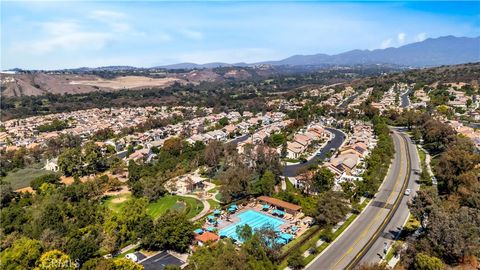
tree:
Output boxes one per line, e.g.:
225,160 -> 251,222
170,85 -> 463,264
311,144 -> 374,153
268,133 -> 285,147
163,137 -> 184,156
58,148 -> 83,176
92,128 -> 115,141
36,250 -> 76,270
414,253 -> 444,270
140,177 -> 167,201
113,258 -> 144,270
435,137 -> 479,195
254,170 -> 276,196
316,191 -> 350,226
242,234 -> 275,270
185,177 -> 195,193
313,167 -> 335,193
218,117 -> 229,127
408,187 -> 440,229
31,173 -> 61,190
204,140 -> 223,167
142,211 -> 193,252
281,142 -> 288,158
236,224 -> 253,242
412,127 -> 422,142
163,266 -> 180,270
64,232 -> 100,264
0,237 -> 43,270
189,239 -> 248,270
356,263 -> 389,270
287,250 -> 305,270
219,166 -> 252,202
83,142 -> 108,175
0,181 -> 15,207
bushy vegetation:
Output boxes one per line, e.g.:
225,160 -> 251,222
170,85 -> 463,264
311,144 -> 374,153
356,116 -> 394,198
393,113 -> 480,269
36,119 -> 69,132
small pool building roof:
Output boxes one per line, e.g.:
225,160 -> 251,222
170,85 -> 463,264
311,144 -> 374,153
257,196 -> 302,214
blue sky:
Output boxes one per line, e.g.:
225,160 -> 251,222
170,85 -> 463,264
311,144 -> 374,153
1,1 -> 479,70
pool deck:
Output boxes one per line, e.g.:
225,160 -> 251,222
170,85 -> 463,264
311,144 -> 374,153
207,204 -> 310,238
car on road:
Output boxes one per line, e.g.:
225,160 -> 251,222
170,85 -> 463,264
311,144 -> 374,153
125,253 -> 138,262
404,189 -> 411,196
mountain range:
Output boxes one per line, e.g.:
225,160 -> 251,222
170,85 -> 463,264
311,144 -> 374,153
158,36 -> 480,69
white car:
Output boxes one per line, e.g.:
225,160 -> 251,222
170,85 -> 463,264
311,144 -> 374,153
404,189 -> 411,196
125,253 -> 138,262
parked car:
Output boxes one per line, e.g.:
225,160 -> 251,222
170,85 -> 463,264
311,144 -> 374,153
404,189 -> 411,196
125,253 -> 138,262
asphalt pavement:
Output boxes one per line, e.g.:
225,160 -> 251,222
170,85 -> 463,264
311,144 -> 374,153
282,128 -> 346,177
140,251 -> 184,270
306,130 -> 417,270
400,89 -> 411,108
359,132 -> 420,265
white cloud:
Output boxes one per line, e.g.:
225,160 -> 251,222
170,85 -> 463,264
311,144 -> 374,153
41,21 -> 79,35
179,29 -> 204,40
16,32 -> 112,54
380,38 -> 393,49
415,32 -> 427,42
397,32 -> 406,44
89,10 -> 126,20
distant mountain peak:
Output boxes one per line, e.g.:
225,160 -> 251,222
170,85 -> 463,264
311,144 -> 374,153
156,36 -> 479,69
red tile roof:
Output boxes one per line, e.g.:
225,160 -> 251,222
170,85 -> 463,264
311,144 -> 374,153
195,231 -> 219,243
258,196 -> 302,211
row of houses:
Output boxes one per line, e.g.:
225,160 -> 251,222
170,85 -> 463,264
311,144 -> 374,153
322,86 -> 355,107
323,122 -> 377,186
286,124 -> 331,159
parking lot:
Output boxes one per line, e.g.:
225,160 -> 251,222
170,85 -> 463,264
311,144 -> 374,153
140,251 -> 184,270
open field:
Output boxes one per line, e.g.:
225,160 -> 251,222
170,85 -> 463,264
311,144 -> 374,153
69,76 -> 184,90
104,194 -> 204,220
3,163 -> 51,190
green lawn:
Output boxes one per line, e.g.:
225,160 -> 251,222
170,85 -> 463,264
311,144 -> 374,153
207,186 -> 219,194
148,195 -> 204,220
215,193 -> 224,202
103,194 -> 132,213
105,194 -> 204,220
208,199 -> 220,209
2,163 -> 51,190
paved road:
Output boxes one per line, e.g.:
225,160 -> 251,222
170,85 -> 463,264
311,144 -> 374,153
283,128 -> 345,177
339,93 -> 360,109
360,131 -> 420,265
400,89 -> 411,108
306,130 -> 417,270
229,134 -> 249,144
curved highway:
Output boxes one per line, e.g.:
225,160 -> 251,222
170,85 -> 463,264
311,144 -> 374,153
283,127 -> 346,177
306,130 -> 419,269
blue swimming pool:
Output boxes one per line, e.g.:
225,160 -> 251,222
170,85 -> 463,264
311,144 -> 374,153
219,209 -> 285,242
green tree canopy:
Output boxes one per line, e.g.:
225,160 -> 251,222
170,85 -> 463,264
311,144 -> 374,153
414,253 -> 444,270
